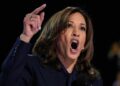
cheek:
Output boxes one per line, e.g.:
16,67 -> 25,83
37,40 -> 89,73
83,34 -> 86,44
81,33 -> 86,47
64,30 -> 72,43
57,34 -> 70,50
61,30 -> 71,44
57,35 -> 66,52
57,30 -> 72,48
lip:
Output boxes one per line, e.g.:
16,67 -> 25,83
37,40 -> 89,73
70,47 -> 80,55
70,38 -> 79,46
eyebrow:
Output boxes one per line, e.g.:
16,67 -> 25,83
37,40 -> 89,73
68,21 -> 86,26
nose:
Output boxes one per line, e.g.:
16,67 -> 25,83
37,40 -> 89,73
72,28 -> 80,37
73,33 -> 79,37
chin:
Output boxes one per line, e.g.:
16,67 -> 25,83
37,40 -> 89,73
67,53 -> 79,60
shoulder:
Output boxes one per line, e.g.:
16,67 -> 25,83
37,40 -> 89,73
25,54 -> 59,79
74,67 -> 103,86
25,54 -> 49,73
25,54 -> 42,68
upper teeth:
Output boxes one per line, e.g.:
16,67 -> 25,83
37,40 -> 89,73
72,39 -> 78,43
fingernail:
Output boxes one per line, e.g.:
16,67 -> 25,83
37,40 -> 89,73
38,26 -> 41,30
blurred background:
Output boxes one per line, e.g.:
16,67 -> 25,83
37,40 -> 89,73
0,0 -> 120,85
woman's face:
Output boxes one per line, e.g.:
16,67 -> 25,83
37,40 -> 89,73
57,12 -> 86,61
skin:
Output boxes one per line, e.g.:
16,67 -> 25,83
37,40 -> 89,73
20,4 -> 46,43
20,4 -> 86,73
57,12 -> 87,73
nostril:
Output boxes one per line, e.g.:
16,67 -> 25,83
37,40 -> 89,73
73,33 -> 76,36
73,33 -> 79,37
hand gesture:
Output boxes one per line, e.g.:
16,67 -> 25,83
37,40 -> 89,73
20,4 -> 46,43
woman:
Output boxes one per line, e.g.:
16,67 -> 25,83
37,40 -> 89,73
0,4 -> 103,86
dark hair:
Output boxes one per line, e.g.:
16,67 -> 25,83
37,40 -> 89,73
32,6 -> 98,79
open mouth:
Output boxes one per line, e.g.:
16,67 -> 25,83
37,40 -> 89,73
71,39 -> 78,50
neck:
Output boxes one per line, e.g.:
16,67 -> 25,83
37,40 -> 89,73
57,54 -> 77,73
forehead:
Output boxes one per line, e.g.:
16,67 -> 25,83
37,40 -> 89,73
68,12 -> 86,24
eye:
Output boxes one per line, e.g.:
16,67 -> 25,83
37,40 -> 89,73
66,23 -> 73,28
80,26 -> 86,31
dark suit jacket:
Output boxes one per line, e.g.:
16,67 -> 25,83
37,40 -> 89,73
0,38 -> 103,86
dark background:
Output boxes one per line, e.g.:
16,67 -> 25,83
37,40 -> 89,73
0,0 -> 119,86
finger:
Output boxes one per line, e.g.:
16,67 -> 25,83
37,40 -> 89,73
30,20 -> 37,30
35,15 -> 41,30
24,13 -> 32,22
38,12 -> 45,26
30,15 -> 42,30
31,21 -> 40,33
32,4 -> 46,14
30,18 -> 41,31
40,12 -> 45,24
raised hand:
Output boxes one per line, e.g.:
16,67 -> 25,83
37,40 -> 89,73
20,4 -> 46,43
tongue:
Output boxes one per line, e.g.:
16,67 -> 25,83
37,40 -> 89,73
71,42 -> 77,49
